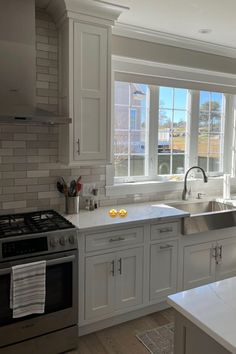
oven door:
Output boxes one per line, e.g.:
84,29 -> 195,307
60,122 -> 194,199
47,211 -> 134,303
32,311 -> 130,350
0,250 -> 78,348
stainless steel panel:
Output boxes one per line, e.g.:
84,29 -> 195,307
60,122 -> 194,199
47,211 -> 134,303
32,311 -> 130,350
167,201 -> 236,235
0,325 -> 78,354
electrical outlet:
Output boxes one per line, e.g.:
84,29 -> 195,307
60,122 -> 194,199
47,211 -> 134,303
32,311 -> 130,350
82,183 -> 95,197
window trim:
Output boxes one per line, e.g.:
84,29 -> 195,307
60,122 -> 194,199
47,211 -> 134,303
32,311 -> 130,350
106,56 -> 236,196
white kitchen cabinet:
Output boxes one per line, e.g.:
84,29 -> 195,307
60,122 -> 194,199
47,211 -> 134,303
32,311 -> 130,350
116,248 -> 143,310
150,240 -> 178,301
183,237 -> 236,290
183,242 -> 215,290
85,247 -> 143,321
85,252 -> 115,320
58,4 -> 122,166
216,237 -> 236,280
73,22 -> 108,163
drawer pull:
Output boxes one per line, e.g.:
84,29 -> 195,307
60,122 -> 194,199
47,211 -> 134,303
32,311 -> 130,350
160,244 -> 173,249
109,237 -> 125,242
159,227 -> 173,233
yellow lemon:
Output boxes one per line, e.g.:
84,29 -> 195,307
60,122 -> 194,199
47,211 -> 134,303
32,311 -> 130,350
119,209 -> 128,217
109,209 -> 118,217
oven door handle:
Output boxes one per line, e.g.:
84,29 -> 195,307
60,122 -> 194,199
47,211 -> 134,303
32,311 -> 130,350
0,255 -> 76,275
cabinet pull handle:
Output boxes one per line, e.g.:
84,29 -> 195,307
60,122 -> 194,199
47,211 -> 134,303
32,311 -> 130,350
118,258 -> 122,275
159,227 -> 173,233
219,245 -> 223,260
111,260 -> 115,276
160,244 -> 173,249
109,237 -> 125,242
77,138 -> 80,155
212,246 -> 217,260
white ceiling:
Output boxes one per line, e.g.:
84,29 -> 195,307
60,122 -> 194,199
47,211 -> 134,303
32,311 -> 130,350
110,0 -> 236,49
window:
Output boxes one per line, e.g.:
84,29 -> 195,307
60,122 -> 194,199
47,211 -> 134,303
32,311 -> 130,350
158,87 -> 189,175
114,81 -> 150,178
198,91 -> 225,173
113,81 -> 229,183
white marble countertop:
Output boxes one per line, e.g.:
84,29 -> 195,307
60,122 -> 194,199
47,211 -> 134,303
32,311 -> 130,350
65,201 -> 189,231
168,277 -> 236,353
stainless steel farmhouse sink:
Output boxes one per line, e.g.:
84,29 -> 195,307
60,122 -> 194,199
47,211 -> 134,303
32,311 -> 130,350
167,201 -> 236,235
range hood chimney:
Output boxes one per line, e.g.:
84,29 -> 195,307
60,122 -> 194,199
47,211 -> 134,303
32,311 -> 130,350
0,0 -> 71,125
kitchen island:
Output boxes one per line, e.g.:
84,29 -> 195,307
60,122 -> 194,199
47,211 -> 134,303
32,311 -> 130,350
168,277 -> 236,354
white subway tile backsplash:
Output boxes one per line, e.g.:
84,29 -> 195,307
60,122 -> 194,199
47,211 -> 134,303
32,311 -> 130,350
27,170 -> 49,178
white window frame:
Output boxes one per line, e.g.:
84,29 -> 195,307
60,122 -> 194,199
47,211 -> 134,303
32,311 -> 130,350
106,56 -> 236,196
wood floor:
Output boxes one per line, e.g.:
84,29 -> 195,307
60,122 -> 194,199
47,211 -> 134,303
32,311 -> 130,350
76,309 -> 174,354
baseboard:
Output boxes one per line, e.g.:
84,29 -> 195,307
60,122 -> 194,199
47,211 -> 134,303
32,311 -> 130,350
79,301 -> 169,336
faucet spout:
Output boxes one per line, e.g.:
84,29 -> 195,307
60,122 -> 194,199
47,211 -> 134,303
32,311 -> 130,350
182,166 -> 208,201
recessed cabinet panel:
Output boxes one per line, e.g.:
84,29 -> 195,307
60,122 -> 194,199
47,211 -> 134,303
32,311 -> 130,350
82,32 -> 100,90
116,248 -> 143,310
85,253 -> 115,320
150,240 -> 178,301
81,97 -> 100,153
183,242 -> 215,290
73,22 -> 108,162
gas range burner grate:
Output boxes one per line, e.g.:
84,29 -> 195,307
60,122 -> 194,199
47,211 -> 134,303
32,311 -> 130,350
0,210 -> 75,237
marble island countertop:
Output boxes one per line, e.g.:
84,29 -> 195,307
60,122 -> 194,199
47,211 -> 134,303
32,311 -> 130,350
168,277 -> 236,353
65,201 -> 189,231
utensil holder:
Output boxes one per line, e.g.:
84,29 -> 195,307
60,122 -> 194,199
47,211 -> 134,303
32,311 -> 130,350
65,196 -> 80,214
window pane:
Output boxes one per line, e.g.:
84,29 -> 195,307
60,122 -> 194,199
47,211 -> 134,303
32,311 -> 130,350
114,106 -> 129,130
172,131 -> 185,153
159,109 -> 172,129
173,155 -> 185,174
174,89 -> 188,110
197,91 -> 225,173
130,156 -> 145,176
159,87 -> 173,109
130,84 -> 149,107
158,130 -> 171,153
114,131 -> 128,154
115,81 -> 129,105
114,156 -> 128,177
158,155 -> 170,175
130,131 -> 146,154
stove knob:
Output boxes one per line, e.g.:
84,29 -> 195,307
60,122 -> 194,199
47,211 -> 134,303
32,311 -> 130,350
59,236 -> 66,246
69,235 -> 75,244
50,238 -> 58,248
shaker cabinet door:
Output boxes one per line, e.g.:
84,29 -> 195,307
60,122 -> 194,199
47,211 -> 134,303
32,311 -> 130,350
73,22 -> 108,162
183,242 -> 215,290
216,237 -> 236,281
115,247 -> 143,310
85,253 -> 115,320
150,240 -> 178,301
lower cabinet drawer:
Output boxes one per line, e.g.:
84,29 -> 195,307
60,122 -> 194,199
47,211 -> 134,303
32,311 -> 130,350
85,227 -> 144,252
151,222 -> 179,240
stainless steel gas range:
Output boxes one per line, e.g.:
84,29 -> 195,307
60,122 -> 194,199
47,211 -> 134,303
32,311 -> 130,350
0,210 -> 78,354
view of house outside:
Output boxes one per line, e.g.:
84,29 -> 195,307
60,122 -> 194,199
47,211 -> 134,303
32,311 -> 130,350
114,81 -> 225,178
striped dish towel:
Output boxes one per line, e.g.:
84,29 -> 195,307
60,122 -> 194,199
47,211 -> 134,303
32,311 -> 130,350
10,261 -> 46,318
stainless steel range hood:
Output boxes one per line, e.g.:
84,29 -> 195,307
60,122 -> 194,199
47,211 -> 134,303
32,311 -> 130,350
0,0 -> 71,125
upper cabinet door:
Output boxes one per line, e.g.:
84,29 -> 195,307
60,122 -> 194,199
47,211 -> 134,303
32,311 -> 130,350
73,22 -> 108,162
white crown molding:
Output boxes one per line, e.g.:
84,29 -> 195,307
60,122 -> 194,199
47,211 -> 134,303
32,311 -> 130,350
47,0 -> 128,25
112,55 -> 236,92
113,22 -> 236,59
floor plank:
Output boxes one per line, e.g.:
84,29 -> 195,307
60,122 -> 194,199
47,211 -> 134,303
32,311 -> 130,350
77,309 -> 173,354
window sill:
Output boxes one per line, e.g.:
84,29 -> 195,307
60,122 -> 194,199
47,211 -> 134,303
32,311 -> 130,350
105,176 -> 234,197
